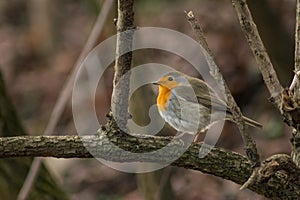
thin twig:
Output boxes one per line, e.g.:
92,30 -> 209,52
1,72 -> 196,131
231,0 -> 283,107
17,0 -> 115,199
185,11 -> 260,167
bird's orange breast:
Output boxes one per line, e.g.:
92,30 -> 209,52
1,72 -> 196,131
157,85 -> 171,111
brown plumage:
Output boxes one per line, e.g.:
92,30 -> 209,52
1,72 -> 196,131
153,71 -> 262,142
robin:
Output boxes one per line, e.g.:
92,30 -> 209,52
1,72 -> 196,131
153,71 -> 262,142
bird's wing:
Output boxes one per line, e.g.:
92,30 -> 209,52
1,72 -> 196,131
173,79 -> 228,112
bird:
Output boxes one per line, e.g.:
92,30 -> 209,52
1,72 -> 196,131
153,71 -> 262,142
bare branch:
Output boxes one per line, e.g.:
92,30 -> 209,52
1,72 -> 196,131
231,0 -> 283,107
231,0 -> 300,170
0,134 -> 299,199
111,0 -> 135,131
185,11 -> 260,168
113,0 -> 135,86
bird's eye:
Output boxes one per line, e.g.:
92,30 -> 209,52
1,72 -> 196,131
168,76 -> 174,81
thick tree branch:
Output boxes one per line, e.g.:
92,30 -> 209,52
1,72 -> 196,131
113,0 -> 134,86
0,133 -> 299,199
111,0 -> 135,131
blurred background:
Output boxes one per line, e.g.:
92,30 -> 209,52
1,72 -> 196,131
0,0 -> 296,199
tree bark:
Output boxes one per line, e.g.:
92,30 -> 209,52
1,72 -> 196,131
0,132 -> 299,199
111,0 -> 135,131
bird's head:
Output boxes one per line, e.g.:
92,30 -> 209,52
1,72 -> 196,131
152,71 -> 188,89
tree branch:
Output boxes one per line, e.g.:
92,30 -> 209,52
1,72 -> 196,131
231,0 -> 283,107
185,11 -> 260,169
0,133 -> 299,199
231,0 -> 300,172
111,0 -> 135,131
113,0 -> 134,86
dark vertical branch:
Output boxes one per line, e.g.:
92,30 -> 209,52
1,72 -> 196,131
113,0 -> 134,85
112,0 -> 135,130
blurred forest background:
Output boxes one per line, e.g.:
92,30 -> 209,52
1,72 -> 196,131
0,0 -> 296,199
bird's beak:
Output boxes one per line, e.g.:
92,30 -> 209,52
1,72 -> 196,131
152,81 -> 159,85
